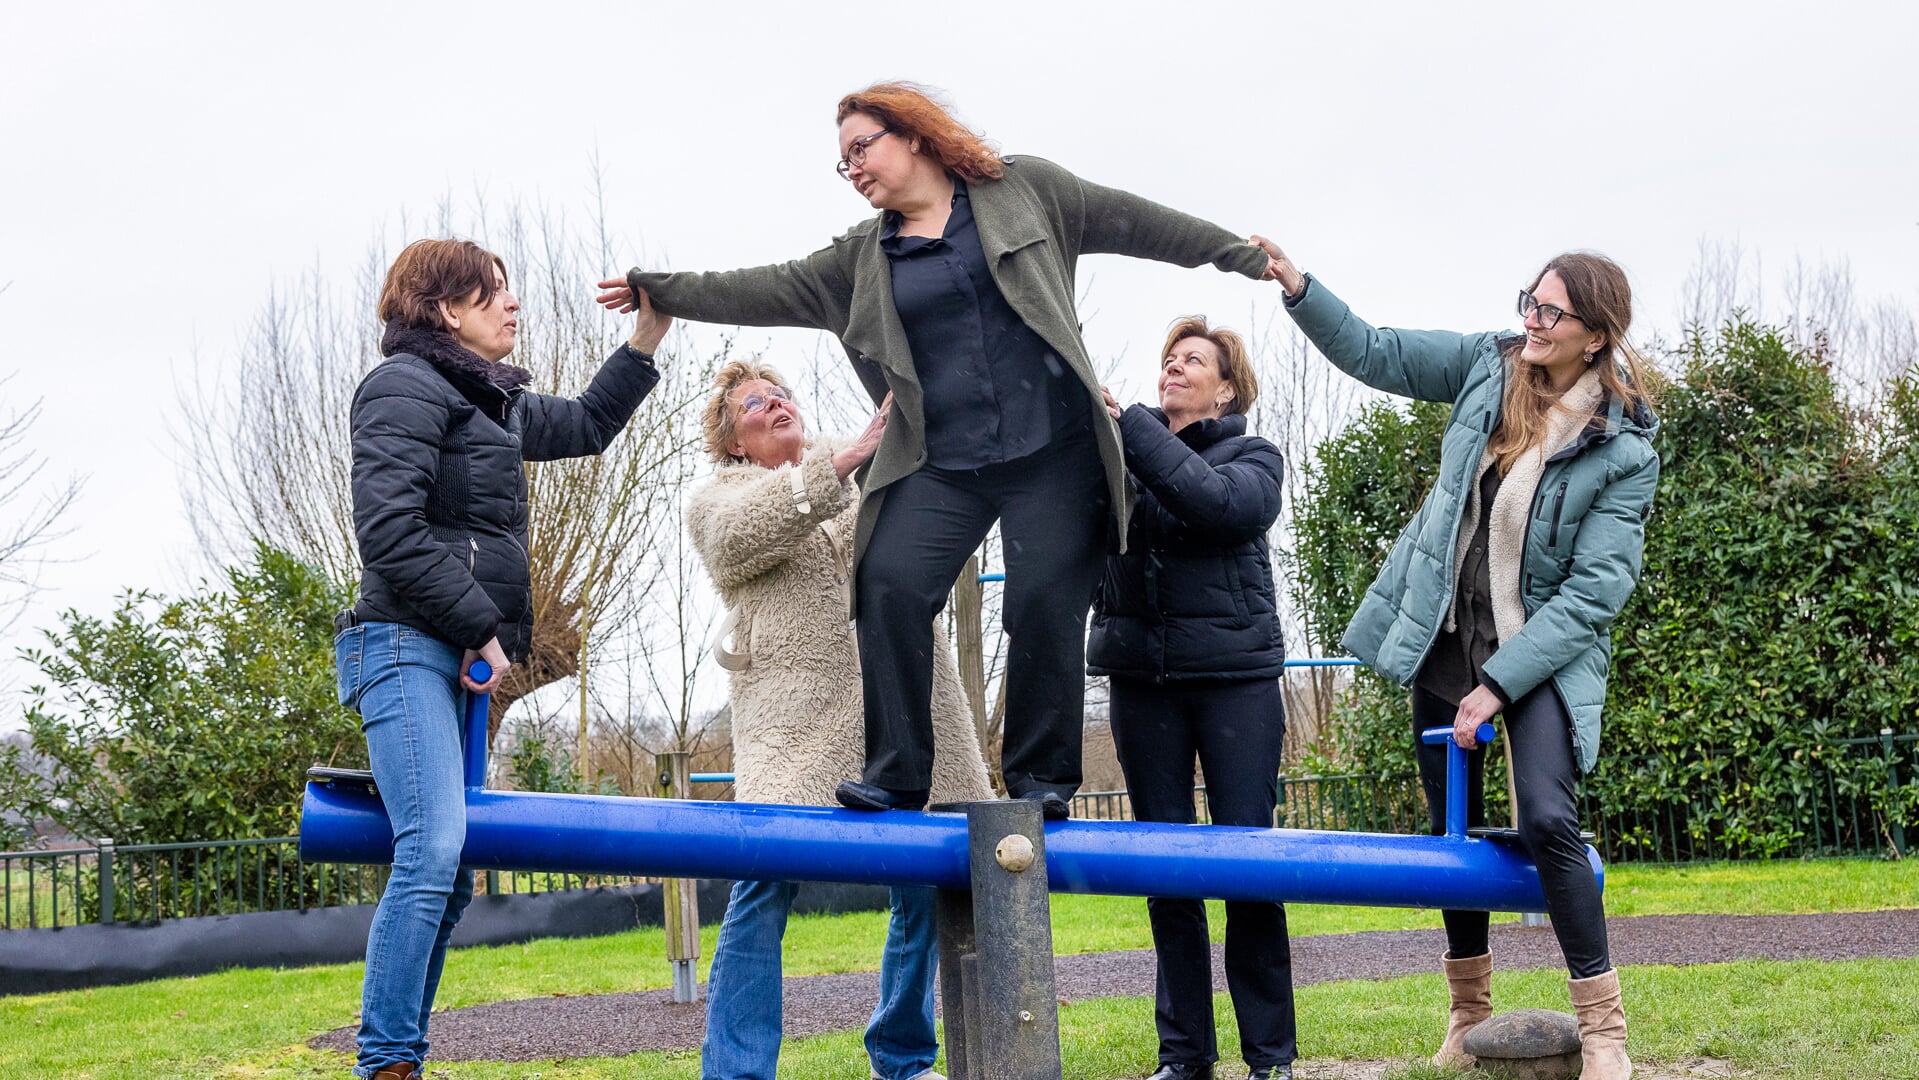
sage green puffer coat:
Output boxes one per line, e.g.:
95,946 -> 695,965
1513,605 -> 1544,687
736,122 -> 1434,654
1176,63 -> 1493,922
1287,277 -> 1660,771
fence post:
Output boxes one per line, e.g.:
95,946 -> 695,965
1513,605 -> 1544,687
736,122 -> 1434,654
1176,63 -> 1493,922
96,838 -> 116,925
656,751 -> 700,1003
1884,728 -> 1908,858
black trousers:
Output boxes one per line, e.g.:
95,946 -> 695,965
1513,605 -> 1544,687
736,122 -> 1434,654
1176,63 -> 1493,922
1412,683 -> 1612,979
856,433 -> 1108,797
1110,676 -> 1297,1069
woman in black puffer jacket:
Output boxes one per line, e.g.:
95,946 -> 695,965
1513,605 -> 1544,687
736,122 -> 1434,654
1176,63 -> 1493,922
1090,317 -> 1292,1080
339,238 -> 663,1080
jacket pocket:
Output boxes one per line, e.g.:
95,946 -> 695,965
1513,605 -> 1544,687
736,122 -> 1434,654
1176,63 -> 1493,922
333,626 -> 365,709
1548,480 -> 1568,546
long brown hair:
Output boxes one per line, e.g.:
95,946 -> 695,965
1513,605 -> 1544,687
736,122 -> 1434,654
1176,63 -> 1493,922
1488,252 -> 1655,473
836,82 -> 1004,183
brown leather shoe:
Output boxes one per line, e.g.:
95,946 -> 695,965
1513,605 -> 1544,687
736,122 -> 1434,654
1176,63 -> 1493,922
369,1062 -> 419,1080
1432,951 -> 1493,1069
1569,968 -> 1633,1079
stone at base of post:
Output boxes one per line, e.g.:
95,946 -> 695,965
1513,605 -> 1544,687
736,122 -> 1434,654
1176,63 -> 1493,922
1461,1008 -> 1582,1079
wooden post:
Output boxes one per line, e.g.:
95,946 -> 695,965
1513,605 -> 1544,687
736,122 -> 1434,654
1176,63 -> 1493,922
655,751 -> 700,1001
954,554 -> 988,746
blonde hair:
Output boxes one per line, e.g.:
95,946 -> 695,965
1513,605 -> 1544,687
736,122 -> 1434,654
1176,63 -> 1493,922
1161,316 -> 1258,417
1489,252 -> 1656,474
702,360 -> 792,463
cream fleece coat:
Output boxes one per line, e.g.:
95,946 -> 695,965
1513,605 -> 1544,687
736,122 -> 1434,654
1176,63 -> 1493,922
686,441 -> 994,807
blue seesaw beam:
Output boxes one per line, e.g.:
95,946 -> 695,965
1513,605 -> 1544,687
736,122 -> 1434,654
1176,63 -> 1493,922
301,658 -> 1600,913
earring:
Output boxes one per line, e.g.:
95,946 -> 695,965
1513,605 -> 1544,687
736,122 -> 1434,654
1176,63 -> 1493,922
1583,351 -> 1597,364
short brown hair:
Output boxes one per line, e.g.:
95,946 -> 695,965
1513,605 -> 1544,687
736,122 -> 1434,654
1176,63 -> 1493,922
837,82 -> 1004,183
377,239 -> 508,331
1161,316 -> 1258,416
702,360 -> 792,463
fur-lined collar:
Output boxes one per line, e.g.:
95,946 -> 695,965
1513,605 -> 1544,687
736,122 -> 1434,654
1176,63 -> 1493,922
381,324 -> 532,413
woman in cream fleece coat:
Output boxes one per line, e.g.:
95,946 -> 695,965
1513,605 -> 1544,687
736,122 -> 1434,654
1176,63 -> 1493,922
686,358 -> 991,1080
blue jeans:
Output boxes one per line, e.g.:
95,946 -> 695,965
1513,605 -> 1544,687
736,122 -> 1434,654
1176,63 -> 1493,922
336,621 -> 476,1078
702,881 -> 939,1080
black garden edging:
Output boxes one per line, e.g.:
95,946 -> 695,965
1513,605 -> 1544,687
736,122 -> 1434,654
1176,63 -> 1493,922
0,879 -> 887,995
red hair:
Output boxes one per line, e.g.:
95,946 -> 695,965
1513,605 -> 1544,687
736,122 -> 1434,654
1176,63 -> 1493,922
836,82 -> 1003,182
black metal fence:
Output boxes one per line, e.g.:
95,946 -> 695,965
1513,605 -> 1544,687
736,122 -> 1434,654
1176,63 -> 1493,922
1,835 -> 649,930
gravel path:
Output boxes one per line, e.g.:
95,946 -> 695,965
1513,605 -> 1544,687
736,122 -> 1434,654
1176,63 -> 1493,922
309,909 -> 1919,1063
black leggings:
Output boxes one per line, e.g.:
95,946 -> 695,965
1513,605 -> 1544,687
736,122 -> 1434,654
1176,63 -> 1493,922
1412,683 -> 1611,979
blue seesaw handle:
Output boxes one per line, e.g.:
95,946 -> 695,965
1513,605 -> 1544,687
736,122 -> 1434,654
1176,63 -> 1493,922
1419,723 -> 1498,838
464,660 -> 492,790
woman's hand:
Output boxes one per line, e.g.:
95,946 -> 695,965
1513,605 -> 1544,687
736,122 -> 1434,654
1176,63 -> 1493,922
1098,385 -> 1121,419
1249,236 -> 1307,299
1452,683 -> 1502,749
628,287 -> 672,354
596,277 -> 639,314
832,393 -> 892,482
461,638 -> 510,694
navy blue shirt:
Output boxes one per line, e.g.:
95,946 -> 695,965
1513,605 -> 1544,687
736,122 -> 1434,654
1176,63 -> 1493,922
882,181 -> 1089,469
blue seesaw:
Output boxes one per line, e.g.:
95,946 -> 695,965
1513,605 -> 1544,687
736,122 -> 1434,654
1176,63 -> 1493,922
298,661 -> 1600,1080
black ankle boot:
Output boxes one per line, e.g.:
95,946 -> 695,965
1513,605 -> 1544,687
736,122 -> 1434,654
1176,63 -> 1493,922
1013,789 -> 1071,820
835,781 -> 928,811
1143,1063 -> 1212,1080
1246,1065 -> 1292,1080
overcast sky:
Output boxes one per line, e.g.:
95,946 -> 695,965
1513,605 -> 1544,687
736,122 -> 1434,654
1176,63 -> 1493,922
2,2 -> 1915,714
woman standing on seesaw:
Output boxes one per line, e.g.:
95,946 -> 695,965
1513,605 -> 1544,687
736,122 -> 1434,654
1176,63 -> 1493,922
599,81 -> 1278,818
1261,238 -> 1657,1080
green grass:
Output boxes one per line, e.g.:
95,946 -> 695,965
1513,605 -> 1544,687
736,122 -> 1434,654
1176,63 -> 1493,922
1,858 -> 1913,1079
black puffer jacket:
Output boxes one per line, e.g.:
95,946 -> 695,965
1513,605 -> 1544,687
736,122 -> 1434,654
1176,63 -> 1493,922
1087,405 -> 1285,683
348,326 -> 659,661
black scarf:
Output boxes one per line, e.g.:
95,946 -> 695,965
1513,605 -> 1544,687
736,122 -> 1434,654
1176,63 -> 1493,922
380,323 -> 533,416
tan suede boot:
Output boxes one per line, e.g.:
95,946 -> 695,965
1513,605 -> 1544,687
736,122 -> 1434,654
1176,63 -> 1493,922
1569,968 -> 1632,1079
1432,951 -> 1493,1069
369,1062 -> 418,1080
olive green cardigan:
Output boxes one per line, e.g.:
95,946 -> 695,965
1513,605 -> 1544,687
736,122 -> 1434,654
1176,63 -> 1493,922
627,155 -> 1269,582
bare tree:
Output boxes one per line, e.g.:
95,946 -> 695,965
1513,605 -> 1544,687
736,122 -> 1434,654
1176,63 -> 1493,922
1,281 -> 84,632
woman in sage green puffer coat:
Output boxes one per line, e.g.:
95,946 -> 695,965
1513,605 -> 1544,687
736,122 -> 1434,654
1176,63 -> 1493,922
1256,239 -> 1656,1080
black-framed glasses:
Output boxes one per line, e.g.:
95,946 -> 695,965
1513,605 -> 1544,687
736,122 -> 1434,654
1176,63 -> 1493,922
836,129 -> 892,178
1517,289 -> 1586,331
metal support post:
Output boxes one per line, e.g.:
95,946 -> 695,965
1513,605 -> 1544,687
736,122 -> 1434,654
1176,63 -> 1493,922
656,751 -> 700,1002
938,799 -> 1061,1080
1884,728 -> 1908,858
96,838 -> 116,925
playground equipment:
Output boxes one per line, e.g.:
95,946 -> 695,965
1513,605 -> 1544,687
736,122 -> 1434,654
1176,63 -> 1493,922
300,663 -> 1601,1080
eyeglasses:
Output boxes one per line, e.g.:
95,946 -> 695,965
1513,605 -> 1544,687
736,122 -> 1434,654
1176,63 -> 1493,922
1517,289 -> 1586,331
738,387 -> 792,415
836,129 -> 892,178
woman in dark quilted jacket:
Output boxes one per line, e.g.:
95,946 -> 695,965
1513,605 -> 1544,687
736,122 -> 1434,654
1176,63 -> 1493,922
338,239 -> 663,1080
1088,317 -> 1292,1080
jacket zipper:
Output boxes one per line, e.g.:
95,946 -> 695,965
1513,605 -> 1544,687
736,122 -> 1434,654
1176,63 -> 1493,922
468,537 -> 478,571
1548,480 -> 1568,545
